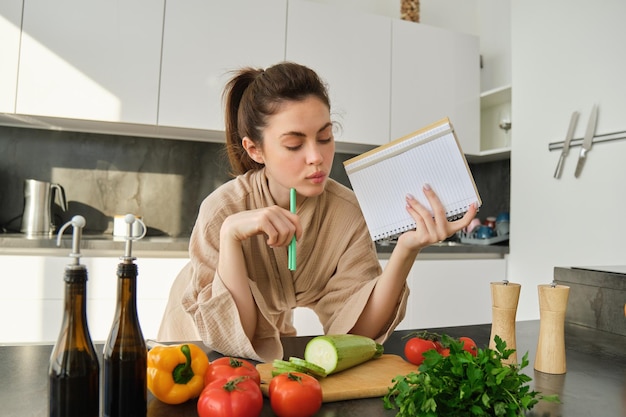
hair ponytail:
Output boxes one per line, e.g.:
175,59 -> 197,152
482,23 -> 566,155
223,68 -> 265,176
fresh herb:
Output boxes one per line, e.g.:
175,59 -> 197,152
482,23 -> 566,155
383,335 -> 559,417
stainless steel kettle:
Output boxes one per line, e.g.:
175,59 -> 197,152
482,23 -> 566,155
20,179 -> 68,237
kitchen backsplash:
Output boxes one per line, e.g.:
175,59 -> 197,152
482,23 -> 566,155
0,126 -> 509,237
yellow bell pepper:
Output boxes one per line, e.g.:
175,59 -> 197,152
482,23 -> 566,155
147,343 -> 210,404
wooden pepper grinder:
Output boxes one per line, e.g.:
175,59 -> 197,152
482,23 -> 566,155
489,280 -> 521,364
534,282 -> 570,374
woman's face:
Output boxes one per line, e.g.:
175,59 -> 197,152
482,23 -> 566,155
244,96 -> 335,207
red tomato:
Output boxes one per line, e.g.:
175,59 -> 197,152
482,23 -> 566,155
459,336 -> 478,357
204,357 -> 261,386
269,372 -> 322,417
440,348 -> 450,357
404,337 -> 438,366
197,376 -> 263,417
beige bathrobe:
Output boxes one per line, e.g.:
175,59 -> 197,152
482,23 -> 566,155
158,168 -> 408,362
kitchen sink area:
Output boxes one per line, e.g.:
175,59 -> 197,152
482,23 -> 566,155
375,237 -> 508,260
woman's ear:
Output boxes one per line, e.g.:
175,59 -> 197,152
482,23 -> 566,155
242,136 -> 264,164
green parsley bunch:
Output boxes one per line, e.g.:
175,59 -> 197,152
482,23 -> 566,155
383,335 -> 559,417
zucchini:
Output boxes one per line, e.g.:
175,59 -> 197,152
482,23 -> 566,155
303,334 -> 384,375
272,359 -> 308,374
271,358 -> 329,378
288,357 -> 328,378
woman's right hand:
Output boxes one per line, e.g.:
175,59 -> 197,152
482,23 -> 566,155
220,206 -> 302,248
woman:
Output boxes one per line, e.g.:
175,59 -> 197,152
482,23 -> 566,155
158,62 -> 477,362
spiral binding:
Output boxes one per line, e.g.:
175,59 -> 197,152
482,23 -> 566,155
372,206 -> 472,242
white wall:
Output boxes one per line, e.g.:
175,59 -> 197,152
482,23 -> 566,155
510,0 -> 626,320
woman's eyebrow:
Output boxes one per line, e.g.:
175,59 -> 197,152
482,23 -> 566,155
280,122 -> 333,138
318,122 -> 333,133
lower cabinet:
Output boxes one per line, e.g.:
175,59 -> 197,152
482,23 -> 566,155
292,306 -> 324,336
383,257 -> 507,331
2,254 -> 507,343
0,256 -> 188,344
293,257 -> 507,336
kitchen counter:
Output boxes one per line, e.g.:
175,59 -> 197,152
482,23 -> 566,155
0,233 -> 508,260
0,233 -> 191,258
1,320 -> 623,417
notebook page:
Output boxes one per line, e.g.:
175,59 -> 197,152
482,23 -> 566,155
345,120 -> 480,241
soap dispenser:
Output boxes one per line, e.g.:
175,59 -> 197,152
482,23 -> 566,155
49,215 -> 100,417
103,214 -> 147,417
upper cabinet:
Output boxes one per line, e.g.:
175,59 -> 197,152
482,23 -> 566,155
3,0 -> 482,151
391,19 -> 480,154
16,0 -> 164,124
158,0 -> 287,131
286,0 -> 392,146
478,0 -> 511,93
0,0 -> 22,113
475,0 -> 512,161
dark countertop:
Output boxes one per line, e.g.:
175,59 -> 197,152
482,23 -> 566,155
1,320 -> 623,417
0,233 -> 509,260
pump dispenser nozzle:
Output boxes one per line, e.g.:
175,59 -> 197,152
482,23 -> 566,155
56,215 -> 86,266
121,214 -> 147,261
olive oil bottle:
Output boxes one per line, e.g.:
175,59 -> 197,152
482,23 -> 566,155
49,216 -> 99,417
103,214 -> 147,417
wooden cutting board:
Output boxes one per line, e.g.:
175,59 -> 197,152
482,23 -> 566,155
257,354 -> 417,402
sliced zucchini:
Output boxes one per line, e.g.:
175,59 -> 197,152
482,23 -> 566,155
272,359 -> 308,373
303,334 -> 384,375
288,357 -> 328,378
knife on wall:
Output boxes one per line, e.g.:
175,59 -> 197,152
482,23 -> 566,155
553,111 -> 579,179
574,104 -> 598,178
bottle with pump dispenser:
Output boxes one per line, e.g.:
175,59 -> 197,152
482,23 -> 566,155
49,215 -> 100,417
103,214 -> 148,417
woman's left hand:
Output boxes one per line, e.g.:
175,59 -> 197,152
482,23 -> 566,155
398,184 -> 477,251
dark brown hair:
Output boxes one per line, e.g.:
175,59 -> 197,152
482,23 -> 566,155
222,62 -> 331,176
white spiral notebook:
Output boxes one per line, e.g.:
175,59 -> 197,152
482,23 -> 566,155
343,118 -> 481,242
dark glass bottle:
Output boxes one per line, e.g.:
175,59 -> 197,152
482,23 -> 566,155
49,216 -> 99,417
103,216 -> 147,417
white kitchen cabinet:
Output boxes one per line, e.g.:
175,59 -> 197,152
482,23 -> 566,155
296,257 -> 507,336
386,257 -> 507,331
0,255 -> 188,344
478,0 -> 511,94
286,0 -> 392,146
390,19 -> 480,155
158,0 -> 287,131
292,307 -> 324,336
16,0 -> 163,124
0,0 -> 21,113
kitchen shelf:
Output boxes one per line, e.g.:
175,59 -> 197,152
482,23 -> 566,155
465,147 -> 511,163
480,85 -> 511,109
470,84 -> 512,162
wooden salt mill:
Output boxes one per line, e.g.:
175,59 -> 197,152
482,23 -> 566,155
489,280 -> 521,364
534,282 -> 570,374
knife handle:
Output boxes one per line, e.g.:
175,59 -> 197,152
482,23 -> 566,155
554,154 -> 565,179
574,155 -> 586,178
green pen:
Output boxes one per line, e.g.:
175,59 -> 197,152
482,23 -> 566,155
289,188 -> 296,270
